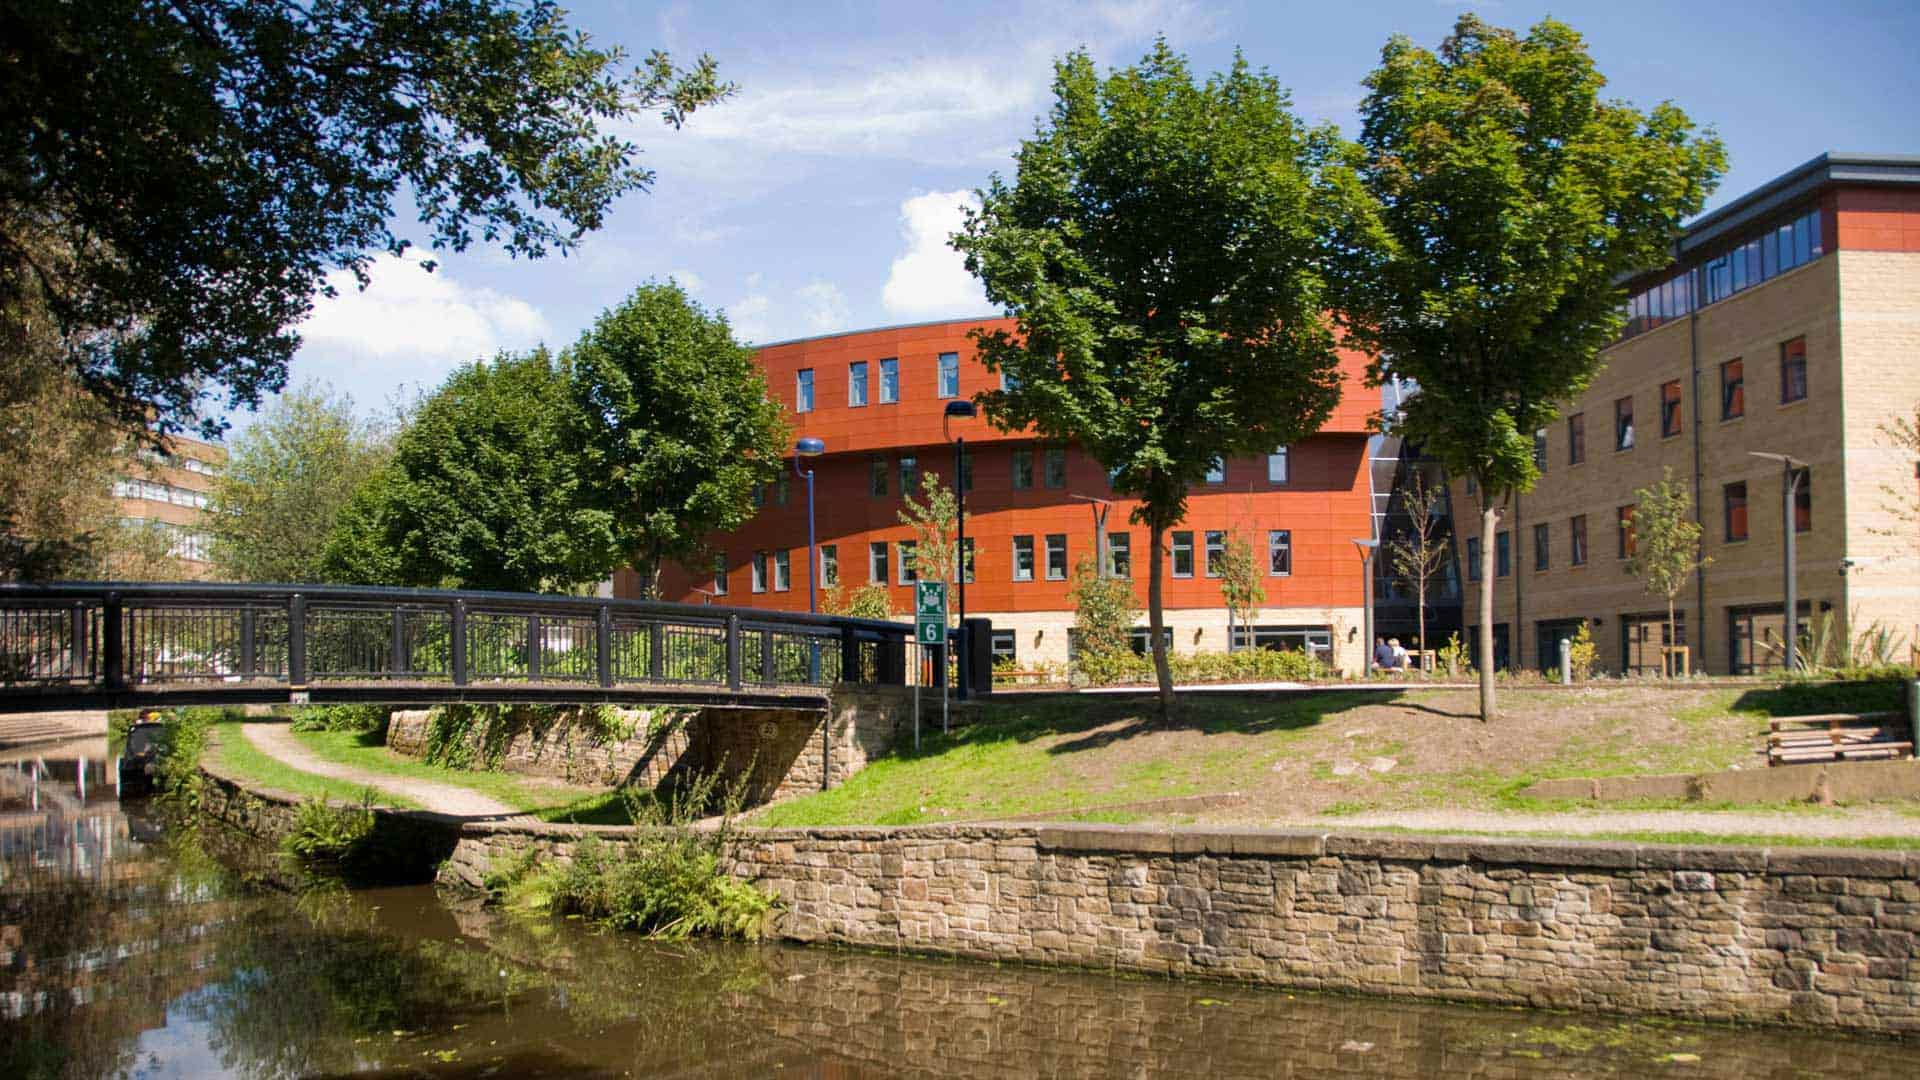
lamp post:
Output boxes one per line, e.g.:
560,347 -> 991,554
1069,494 -> 1114,577
793,438 -> 825,613
943,401 -> 977,698
1749,451 -> 1807,672
1352,538 -> 1378,677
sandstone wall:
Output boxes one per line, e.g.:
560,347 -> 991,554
442,821 -> 1920,1035
386,706 -> 697,788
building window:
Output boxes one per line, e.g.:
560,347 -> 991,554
1495,531 -> 1511,577
869,456 -> 888,497
1780,337 -> 1807,403
897,540 -> 917,584
751,551 -> 768,593
938,352 -> 959,398
774,550 -> 791,592
1624,612 -> 1688,677
1171,531 -> 1194,578
899,455 -> 918,496
820,544 -> 838,588
1567,413 -> 1585,465
713,554 -> 728,596
1044,534 -> 1068,580
1720,359 -> 1744,420
1268,447 -> 1290,484
1466,537 -> 1481,582
1043,447 -> 1067,488
773,475 -> 789,507
795,369 -> 814,413
1012,536 -> 1035,581
1107,532 -> 1131,578
1614,396 -> 1634,451
1532,428 -> 1548,471
1205,458 -> 1225,484
1204,530 -> 1226,576
1724,482 -> 1748,541
878,357 -> 899,404
1660,380 -> 1683,438
1533,523 -> 1549,571
1570,515 -> 1587,567
1011,449 -> 1034,490
1794,468 -> 1811,533
990,629 -> 1016,664
1268,530 -> 1292,576
1617,505 -> 1636,559
750,483 -> 765,509
958,537 -> 974,584
868,541 -> 888,585
849,361 -> 868,407
1000,369 -> 1020,392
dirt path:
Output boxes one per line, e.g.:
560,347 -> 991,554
240,722 -> 524,820
1227,807 -> 1920,841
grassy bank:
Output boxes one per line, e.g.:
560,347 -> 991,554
206,715 -> 424,809
289,726 -> 635,824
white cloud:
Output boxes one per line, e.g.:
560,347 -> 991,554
297,253 -> 550,374
724,278 -> 852,345
881,190 -> 989,318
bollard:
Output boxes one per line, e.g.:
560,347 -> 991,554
1559,638 -> 1572,686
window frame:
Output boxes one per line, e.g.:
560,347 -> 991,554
1569,515 -> 1588,567
878,357 -> 899,404
773,549 -> 791,592
937,352 -> 960,398
1107,532 -> 1131,578
1267,446 -> 1290,485
1660,380 -> 1683,438
1042,447 -> 1068,489
898,455 -> 918,496
1614,396 -> 1635,451
1495,530 -> 1511,578
1267,530 -> 1292,577
1780,337 -> 1808,404
848,360 -> 869,407
1466,537 -> 1481,582
751,551 -> 769,593
1044,533 -> 1068,581
1011,449 -> 1033,490
1720,358 -> 1744,420
897,540 -> 917,584
1617,505 -> 1636,559
1203,530 -> 1226,577
712,553 -> 729,596
820,544 -> 838,588
795,368 -> 814,413
1204,458 -> 1225,484
1170,531 -> 1194,579
1724,481 -> 1748,542
1567,413 -> 1585,466
1532,522 -> 1549,572
1011,535 -> 1035,582
868,541 -> 888,585
868,456 -> 888,497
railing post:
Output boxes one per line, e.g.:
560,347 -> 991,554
287,594 -> 307,687
68,603 -> 87,680
239,607 -> 257,677
648,622 -> 665,681
451,600 -> 468,687
596,605 -> 613,688
725,613 -> 742,691
102,593 -> 123,690
526,613 -> 542,680
760,628 -> 775,684
840,625 -> 858,685
391,608 -> 407,676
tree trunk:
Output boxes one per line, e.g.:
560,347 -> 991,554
1148,520 -> 1174,719
1478,499 -> 1498,721
1416,576 -> 1426,676
1666,596 -> 1677,679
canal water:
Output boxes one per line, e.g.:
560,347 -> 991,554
4,739 -> 1918,1078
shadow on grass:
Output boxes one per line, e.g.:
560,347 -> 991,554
935,689 -> 1407,758
1731,680 -> 1906,718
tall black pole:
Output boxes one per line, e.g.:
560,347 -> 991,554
955,434 -> 968,700
1783,462 -> 1798,673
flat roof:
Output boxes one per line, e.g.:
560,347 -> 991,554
1677,151 -> 1920,256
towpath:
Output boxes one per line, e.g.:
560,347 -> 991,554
240,721 -> 523,820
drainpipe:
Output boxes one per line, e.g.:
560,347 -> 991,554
1688,266 -> 1708,674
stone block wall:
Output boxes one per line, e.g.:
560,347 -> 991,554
443,821 -> 1920,1035
387,706 -> 697,788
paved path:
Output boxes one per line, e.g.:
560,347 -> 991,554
1255,807 -> 1920,841
240,722 -> 523,820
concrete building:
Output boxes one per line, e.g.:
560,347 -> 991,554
641,317 -> 1384,675
113,434 -> 225,577
1453,152 -> 1920,675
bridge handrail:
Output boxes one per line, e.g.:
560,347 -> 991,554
0,581 -> 911,696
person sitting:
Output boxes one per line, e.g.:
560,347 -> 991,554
1389,638 -> 1409,672
1372,636 -> 1394,672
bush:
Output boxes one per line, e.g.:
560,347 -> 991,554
281,793 -> 378,866
287,704 -> 390,735
1071,646 -> 1325,687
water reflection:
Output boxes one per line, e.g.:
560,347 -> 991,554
3,743 -> 1918,1078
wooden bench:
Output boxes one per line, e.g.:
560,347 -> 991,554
1766,712 -> 1913,765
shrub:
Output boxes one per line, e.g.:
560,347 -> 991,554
1567,622 -> 1597,681
281,792 -> 378,866
1071,646 -> 1325,687
287,704 -> 390,734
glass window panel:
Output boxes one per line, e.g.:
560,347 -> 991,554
1045,534 -> 1067,580
774,550 -> 790,591
898,541 -> 916,584
1171,531 -> 1193,578
1795,469 -> 1812,533
1495,531 -> 1510,577
1205,458 -> 1225,484
1107,532 -> 1131,578
1730,245 -> 1748,292
1267,530 -> 1291,576
1721,359 -> 1744,420
869,541 -> 888,584
751,552 -> 768,593
1204,530 -> 1225,577
1780,338 -> 1807,403
1533,523 -> 1549,571
1568,413 -> 1585,465
1043,448 -> 1067,488
1012,536 -> 1034,581
1466,537 -> 1481,581
1011,449 -> 1033,490
899,455 -> 918,494
1267,447 -> 1289,484
1794,213 -> 1813,264
796,369 -> 814,413
938,352 -> 959,398
869,456 -> 888,496
878,358 -> 899,404
1778,223 -> 1796,270
1570,516 -> 1587,566
1724,482 -> 1748,541
713,554 -> 728,595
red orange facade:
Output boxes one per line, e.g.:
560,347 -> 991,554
639,318 -> 1382,672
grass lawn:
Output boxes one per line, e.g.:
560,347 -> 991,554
289,726 -> 638,824
754,681 -> 1914,829
207,717 -> 423,810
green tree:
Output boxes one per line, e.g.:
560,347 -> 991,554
1218,532 -> 1265,652
1877,405 -> 1920,555
3,0 -> 732,439
1067,555 -> 1139,667
567,282 -> 789,597
1627,467 -> 1710,677
206,385 -> 391,583
954,41 -> 1362,714
822,582 -> 893,620
320,349 -> 603,592
898,472 -> 966,620
1336,15 -> 1726,718
1385,468 -> 1450,658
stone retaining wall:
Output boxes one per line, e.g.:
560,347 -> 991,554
441,820 -> 1920,1036
1521,759 -> 1920,805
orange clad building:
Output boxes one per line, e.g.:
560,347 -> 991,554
642,317 -> 1383,674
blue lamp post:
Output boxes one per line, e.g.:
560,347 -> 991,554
793,437 -> 826,613
943,401 -> 977,697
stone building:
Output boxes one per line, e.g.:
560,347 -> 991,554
113,433 -> 226,577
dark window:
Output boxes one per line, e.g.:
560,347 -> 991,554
1043,447 -> 1067,488
1614,396 -> 1635,451
1720,359 -> 1744,420
1044,534 -> 1068,580
820,545 -> 838,588
713,553 -> 728,596
1533,523 -> 1549,571
1107,532 -> 1131,578
1012,536 -> 1034,581
1171,531 -> 1194,578
869,456 -> 888,497
868,542 -> 888,585
773,550 -> 790,592
897,541 -> 916,584
1724,482 -> 1748,541
848,361 -> 868,407
1569,515 -> 1588,566
1011,449 -> 1033,490
1617,505 -> 1636,559
1730,603 -> 1810,676
1794,468 -> 1811,533
1532,428 -> 1547,471
1204,530 -> 1226,576
937,353 -> 959,398
751,551 -> 768,593
1568,414 -> 1585,465
1660,380 -> 1682,438
990,629 -> 1016,664
1466,537 -> 1481,582
1624,613 -> 1687,676
1268,530 -> 1292,576
1495,531 -> 1511,577
795,369 -> 814,413
1780,337 -> 1807,403
898,455 -> 918,496
773,475 -> 789,507
878,358 -> 899,404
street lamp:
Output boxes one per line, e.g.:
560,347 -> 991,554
1352,538 -> 1379,676
943,400 -> 977,698
793,438 -> 825,613
1749,451 -> 1807,672
1069,494 -> 1114,578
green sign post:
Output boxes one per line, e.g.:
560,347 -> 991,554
914,581 -> 947,645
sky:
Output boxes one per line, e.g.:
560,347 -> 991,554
247,0 -> 1920,434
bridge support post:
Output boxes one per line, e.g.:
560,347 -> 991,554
648,623 -> 665,681
725,614 -> 743,691
390,609 -> 407,676
240,608 -> 257,677
596,605 -> 613,688
526,614 -> 542,680
287,594 -> 307,687
840,626 -> 858,685
451,600 -> 469,687
760,629 -> 775,684
102,593 -> 124,691
68,603 -> 88,680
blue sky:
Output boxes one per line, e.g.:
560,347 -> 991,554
259,0 -> 1920,433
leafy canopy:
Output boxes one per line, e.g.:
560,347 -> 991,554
1338,14 -> 1726,500
1,0 -> 732,439
567,282 -> 789,596
1628,466 -> 1710,608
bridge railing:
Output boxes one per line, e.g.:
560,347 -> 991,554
0,583 -> 911,698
